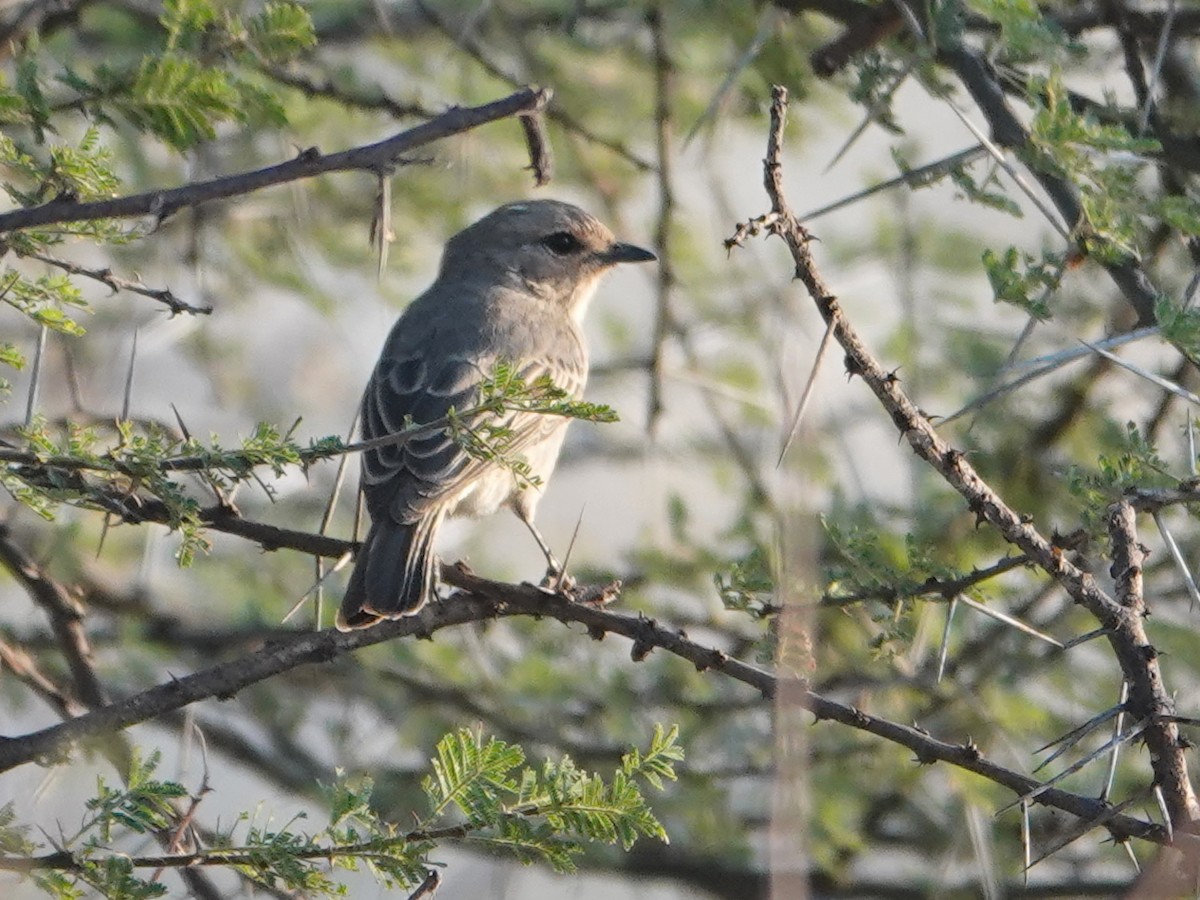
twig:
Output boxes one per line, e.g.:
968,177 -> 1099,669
645,3 -> 675,436
1025,786 -> 1156,871
936,596 -> 956,683
1151,510 -> 1200,611
998,718 -> 1150,814
1138,0 -> 1178,134
411,0 -> 653,171
0,525 -> 105,709
955,594 -> 1064,648
1034,703 -> 1123,772
798,144 -> 987,222
942,326 -> 1160,424
684,5 -> 780,145
821,552 -> 1034,608
1084,340 -> 1200,406
0,638 -> 85,717
940,43 -> 1162,323
259,64 -> 439,120
408,869 -> 442,900
518,112 -> 553,186
1107,499 -> 1200,827
16,250 -> 210,315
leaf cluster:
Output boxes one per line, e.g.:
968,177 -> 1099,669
0,727 -> 681,898
1067,422 -> 1175,534
446,361 -> 619,489
422,724 -> 681,868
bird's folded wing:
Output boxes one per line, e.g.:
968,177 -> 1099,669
359,350 -> 584,523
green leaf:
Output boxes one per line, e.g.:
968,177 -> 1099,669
621,723 -> 684,791
249,3 -> 318,63
0,802 -> 36,855
422,729 -> 524,820
0,272 -> 89,334
1157,295 -> 1200,356
122,55 -> 241,150
46,127 -> 120,201
948,164 -> 1023,217
0,343 -> 25,370
160,0 -> 217,48
14,41 -> 50,142
85,750 -> 189,843
1068,422 -> 1175,533
715,546 -> 776,618
1156,195 -> 1200,238
981,246 -> 1064,319
965,0 -> 1076,61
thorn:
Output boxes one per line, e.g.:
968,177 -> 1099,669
120,326 -> 140,423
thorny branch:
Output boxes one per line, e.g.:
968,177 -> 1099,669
731,83 -> 1199,843
0,554 -> 1172,848
10,249 -> 210,316
0,87 -> 552,234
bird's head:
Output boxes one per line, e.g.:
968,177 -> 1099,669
440,200 -> 656,319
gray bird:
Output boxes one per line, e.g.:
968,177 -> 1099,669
337,200 -> 656,630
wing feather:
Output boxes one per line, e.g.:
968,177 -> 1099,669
359,308 -> 586,528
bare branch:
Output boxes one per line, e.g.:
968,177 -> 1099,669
646,3 -> 675,435
411,0 -> 653,171
14,250 -> 211,316
0,524 -> 105,709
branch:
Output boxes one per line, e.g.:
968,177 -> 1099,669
1106,500 -> 1200,827
784,0 -> 1167,324
0,87 -> 552,234
411,0 -> 653,171
0,564 -> 1169,848
115,498 -> 354,558
646,3 -> 676,434
0,527 -> 226,898
1125,485 -> 1200,512
0,384 -> 598,479
820,552 -> 1035,608
735,83 -> 1199,834
0,638 -> 85,718
258,64 -> 440,121
0,524 -> 105,709
939,43 -> 1161,325
13,249 -> 211,316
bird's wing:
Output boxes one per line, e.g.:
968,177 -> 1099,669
360,337 -> 585,525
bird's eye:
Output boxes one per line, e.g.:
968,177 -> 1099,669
541,231 -> 583,255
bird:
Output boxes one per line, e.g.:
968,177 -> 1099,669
337,200 -> 656,630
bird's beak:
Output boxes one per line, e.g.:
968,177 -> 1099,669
601,242 -> 657,264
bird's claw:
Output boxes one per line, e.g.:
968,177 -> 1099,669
540,565 -> 576,594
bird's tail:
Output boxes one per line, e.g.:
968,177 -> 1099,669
337,513 -> 442,630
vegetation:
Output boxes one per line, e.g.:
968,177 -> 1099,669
1,0 -> 1199,896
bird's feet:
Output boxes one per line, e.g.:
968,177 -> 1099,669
540,561 -> 576,594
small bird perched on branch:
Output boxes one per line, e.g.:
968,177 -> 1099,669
338,200 -> 656,630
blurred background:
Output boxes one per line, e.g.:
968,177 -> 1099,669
2,1 -> 1199,897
